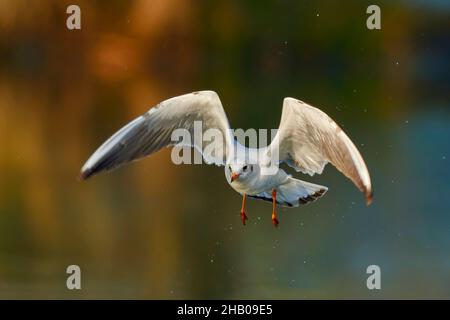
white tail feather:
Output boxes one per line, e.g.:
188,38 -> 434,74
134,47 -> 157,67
248,177 -> 327,207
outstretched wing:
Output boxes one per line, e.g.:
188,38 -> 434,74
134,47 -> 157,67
266,98 -> 372,205
80,91 -> 233,180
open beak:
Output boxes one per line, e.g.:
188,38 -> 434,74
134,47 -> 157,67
230,172 -> 240,183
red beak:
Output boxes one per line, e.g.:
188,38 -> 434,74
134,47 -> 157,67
231,172 -> 240,183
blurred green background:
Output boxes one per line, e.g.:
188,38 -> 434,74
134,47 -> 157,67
0,0 -> 449,299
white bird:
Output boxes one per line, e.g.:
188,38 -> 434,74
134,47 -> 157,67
80,91 -> 372,227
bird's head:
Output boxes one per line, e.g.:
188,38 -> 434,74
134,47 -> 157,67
226,163 -> 257,184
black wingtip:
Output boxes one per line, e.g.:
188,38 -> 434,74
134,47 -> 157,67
365,190 -> 373,206
78,168 -> 93,181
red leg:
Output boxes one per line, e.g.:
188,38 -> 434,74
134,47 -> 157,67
240,193 -> 248,225
271,189 -> 279,227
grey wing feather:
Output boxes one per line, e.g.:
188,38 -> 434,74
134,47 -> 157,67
80,91 -> 232,180
266,98 -> 373,205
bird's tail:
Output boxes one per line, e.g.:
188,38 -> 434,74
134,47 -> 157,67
276,177 -> 328,207
248,177 -> 327,207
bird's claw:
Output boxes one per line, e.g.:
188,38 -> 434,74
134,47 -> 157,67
240,210 -> 248,226
271,213 -> 279,227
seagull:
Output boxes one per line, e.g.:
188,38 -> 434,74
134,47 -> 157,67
80,91 -> 372,227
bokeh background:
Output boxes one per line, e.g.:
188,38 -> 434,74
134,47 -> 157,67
0,0 -> 449,299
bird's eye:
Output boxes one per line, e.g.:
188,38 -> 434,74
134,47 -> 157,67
243,165 -> 248,171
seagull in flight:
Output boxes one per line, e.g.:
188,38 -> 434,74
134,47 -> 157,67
80,91 -> 372,227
